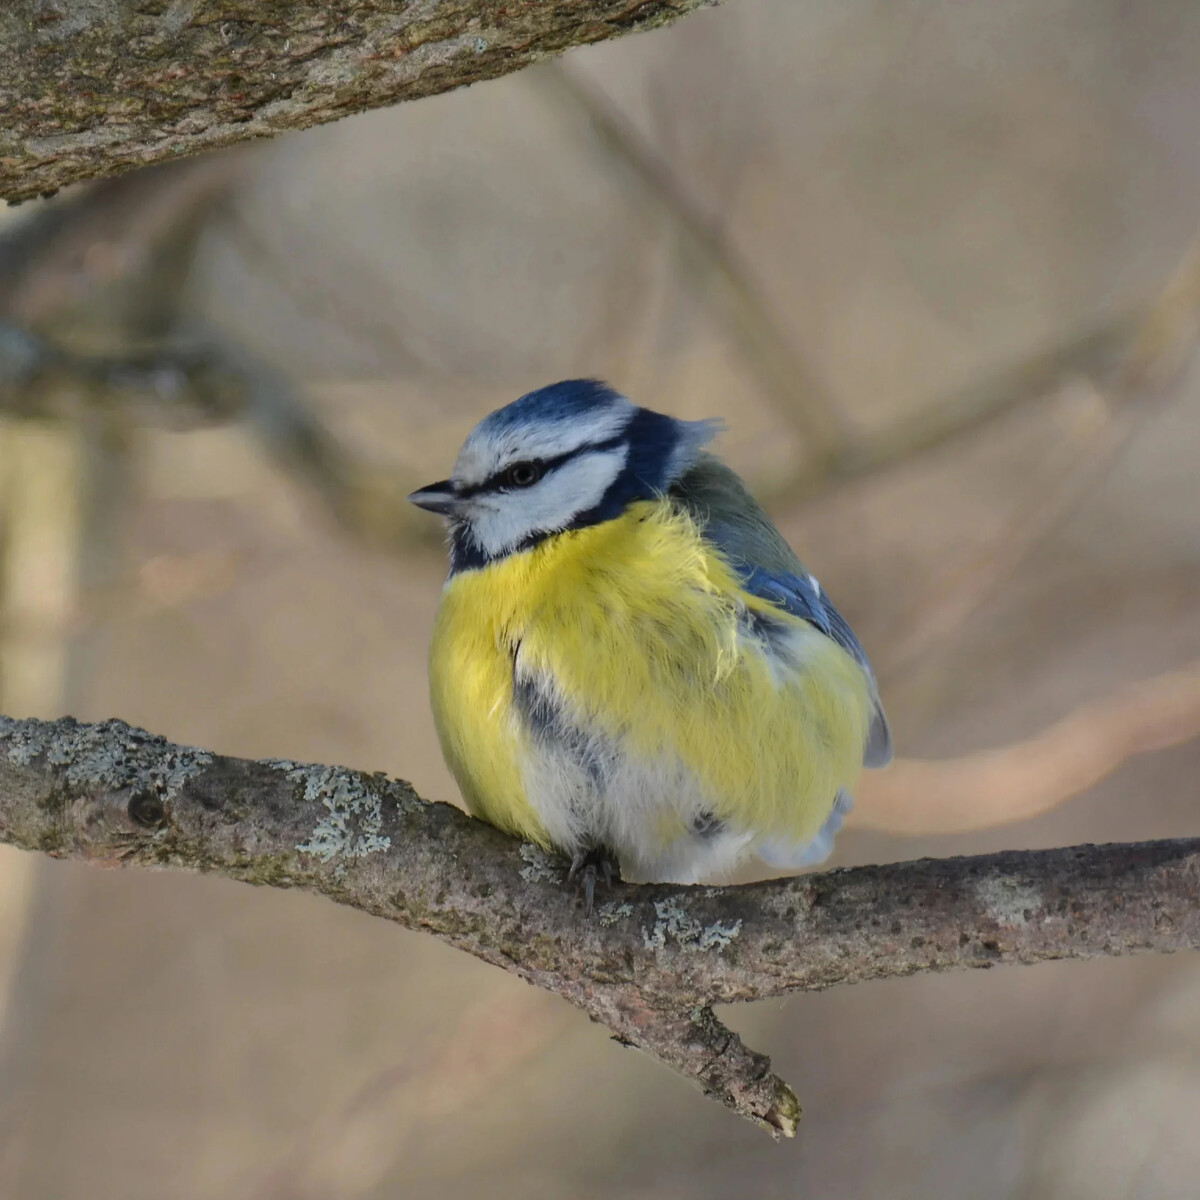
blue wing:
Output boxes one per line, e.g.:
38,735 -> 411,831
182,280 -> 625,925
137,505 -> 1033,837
736,564 -> 893,768
668,456 -> 892,767
738,566 -> 870,671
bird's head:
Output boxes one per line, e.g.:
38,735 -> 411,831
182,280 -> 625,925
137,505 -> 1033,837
408,379 -> 719,571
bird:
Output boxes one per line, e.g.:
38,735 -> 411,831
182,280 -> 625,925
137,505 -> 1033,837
408,380 -> 890,908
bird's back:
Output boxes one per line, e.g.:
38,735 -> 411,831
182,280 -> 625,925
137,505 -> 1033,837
670,452 -> 805,577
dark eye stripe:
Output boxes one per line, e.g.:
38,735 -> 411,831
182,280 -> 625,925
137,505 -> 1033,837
454,433 -> 626,498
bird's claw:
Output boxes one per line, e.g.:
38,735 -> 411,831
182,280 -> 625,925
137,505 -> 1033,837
568,848 -> 620,916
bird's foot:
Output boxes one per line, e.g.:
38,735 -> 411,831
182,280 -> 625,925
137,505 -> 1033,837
567,847 -> 620,916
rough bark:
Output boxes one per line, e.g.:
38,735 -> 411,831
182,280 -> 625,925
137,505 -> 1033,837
0,0 -> 721,203
1,714 -> 1198,1136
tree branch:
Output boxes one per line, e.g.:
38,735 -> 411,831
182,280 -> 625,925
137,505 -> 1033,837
1,713 -> 1197,1137
0,0 -> 722,204
855,656 -> 1200,836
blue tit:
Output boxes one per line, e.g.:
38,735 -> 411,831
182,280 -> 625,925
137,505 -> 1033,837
408,380 -> 890,895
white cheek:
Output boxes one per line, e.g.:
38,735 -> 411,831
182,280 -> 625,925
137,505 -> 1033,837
470,447 -> 627,556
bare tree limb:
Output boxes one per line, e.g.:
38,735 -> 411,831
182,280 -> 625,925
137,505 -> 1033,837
0,156 -> 247,325
1,713 -> 1198,1137
855,656 -> 1200,836
0,0 -> 723,204
0,319 -> 430,550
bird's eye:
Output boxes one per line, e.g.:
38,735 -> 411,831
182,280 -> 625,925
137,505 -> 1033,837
503,461 -> 543,489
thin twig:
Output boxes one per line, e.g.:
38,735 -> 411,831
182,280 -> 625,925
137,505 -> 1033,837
219,210 -> 439,380
538,65 -> 855,463
880,233 -> 1200,678
1,713 -> 1197,1138
760,307 -> 1142,511
0,156 -> 247,326
254,989 -> 568,1200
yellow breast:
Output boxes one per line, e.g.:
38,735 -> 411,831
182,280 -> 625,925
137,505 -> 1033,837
428,499 -> 872,866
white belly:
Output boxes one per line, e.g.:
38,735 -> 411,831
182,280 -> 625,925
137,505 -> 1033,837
513,712 -> 752,883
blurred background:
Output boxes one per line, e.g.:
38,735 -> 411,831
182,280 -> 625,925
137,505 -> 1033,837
2,0 -> 1200,1196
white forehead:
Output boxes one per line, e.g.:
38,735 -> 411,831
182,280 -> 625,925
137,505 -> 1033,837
452,397 -> 634,486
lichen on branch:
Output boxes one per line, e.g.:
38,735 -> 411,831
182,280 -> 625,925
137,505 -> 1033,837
1,712 -> 1198,1137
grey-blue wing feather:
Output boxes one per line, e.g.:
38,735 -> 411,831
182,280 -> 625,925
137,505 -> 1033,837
736,565 -> 892,767
672,454 -> 893,768
738,565 -> 869,670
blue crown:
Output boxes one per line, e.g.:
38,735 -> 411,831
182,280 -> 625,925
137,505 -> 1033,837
479,379 -> 626,434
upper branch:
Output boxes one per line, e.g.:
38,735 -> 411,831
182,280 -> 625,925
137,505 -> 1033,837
1,712 -> 1198,1136
0,0 -> 720,203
